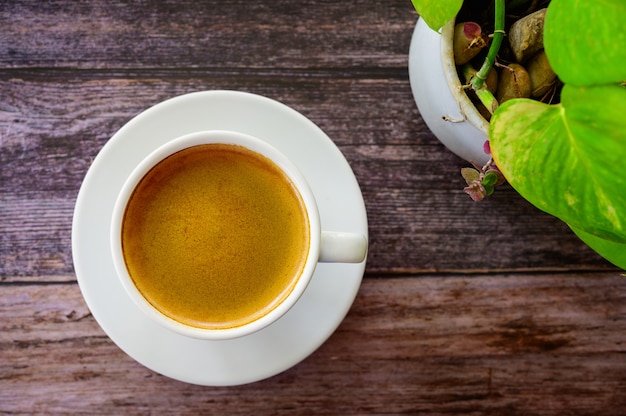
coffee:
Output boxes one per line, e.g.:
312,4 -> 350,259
121,143 -> 310,330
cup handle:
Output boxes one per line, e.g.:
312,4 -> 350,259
319,231 -> 368,263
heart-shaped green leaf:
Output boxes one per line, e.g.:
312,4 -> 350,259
411,0 -> 463,31
570,225 -> 626,270
490,84 -> 626,243
544,0 -> 626,86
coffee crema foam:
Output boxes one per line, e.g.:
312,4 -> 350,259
121,143 -> 310,329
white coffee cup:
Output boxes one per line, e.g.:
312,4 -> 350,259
110,130 -> 367,340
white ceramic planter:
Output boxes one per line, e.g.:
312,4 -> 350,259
408,18 -> 490,166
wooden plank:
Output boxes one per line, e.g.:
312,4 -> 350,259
0,0 -> 417,69
1,273 -> 625,414
0,74 -> 613,279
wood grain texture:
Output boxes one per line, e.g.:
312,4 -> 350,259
0,73 -> 612,278
1,0 -> 624,413
1,0 -> 415,70
2,273 -> 625,414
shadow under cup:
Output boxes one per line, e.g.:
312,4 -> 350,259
110,130 -> 322,340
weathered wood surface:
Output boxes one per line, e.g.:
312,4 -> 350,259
2,274 -> 625,414
1,0 -> 624,414
0,72 -> 612,278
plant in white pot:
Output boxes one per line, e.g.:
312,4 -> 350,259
408,0 -> 626,269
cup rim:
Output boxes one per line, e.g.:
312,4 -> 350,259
110,130 -> 321,340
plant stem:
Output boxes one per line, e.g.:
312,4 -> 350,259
470,0 -> 505,90
461,64 -> 498,114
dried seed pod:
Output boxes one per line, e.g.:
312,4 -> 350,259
527,50 -> 557,98
453,22 -> 486,65
509,8 -> 547,63
496,63 -> 531,104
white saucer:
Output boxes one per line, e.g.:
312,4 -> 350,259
71,90 -> 368,386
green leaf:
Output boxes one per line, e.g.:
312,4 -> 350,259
545,0 -> 626,86
461,167 -> 480,185
570,225 -> 626,270
411,0 -> 463,31
482,171 -> 499,187
490,84 -> 626,243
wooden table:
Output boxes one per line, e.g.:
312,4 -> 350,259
2,1 -> 624,414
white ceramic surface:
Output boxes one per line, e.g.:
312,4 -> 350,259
408,18 -> 490,166
109,129 -> 367,341
72,90 -> 368,386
